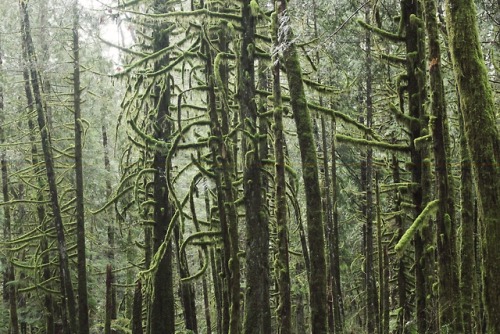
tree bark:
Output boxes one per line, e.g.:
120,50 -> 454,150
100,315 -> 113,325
19,2 -> 78,332
240,2 -> 271,334
423,0 -> 461,331
1,42 -> 20,334
72,2 -> 90,333
277,1 -> 328,332
148,1 -> 175,332
446,1 -> 500,332
401,0 -> 435,332
271,8 -> 292,334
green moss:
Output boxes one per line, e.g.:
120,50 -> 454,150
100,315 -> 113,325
250,0 -> 259,16
357,19 -> 404,42
395,200 -> 439,256
337,134 -> 410,152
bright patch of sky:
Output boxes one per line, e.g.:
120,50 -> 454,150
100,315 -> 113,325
80,0 -> 133,72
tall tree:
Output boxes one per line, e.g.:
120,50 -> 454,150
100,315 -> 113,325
241,1 -> 271,333
72,1 -> 90,333
277,0 -> 328,332
446,0 -> 500,332
19,2 -> 78,332
271,7 -> 292,334
423,0 -> 461,331
401,0 -> 435,331
1,36 -> 20,334
148,0 -> 175,333
361,6 -> 378,334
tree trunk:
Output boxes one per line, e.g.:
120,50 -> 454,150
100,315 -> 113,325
362,8 -> 378,332
204,25 -> 241,333
392,155 -> 410,334
240,2 -> 270,334
446,1 -> 500,332
104,265 -> 113,334
1,43 -> 20,334
132,281 -> 143,334
72,2 -> 90,333
277,1 -> 328,332
19,26 -> 55,334
401,0 -> 435,332
423,0 -> 461,331
330,119 -> 344,332
19,2 -> 78,332
101,123 -> 117,323
459,111 -> 477,333
148,2 -> 175,332
174,224 -> 198,332
271,8 -> 292,333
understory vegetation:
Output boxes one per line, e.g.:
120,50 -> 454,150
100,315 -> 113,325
0,0 -> 499,333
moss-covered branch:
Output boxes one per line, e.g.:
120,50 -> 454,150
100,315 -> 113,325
394,199 -> 439,255
357,19 -> 405,42
336,134 -> 410,152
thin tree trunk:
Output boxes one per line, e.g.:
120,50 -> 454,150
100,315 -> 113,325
459,112 -> 477,333
401,0 -> 434,332
392,155 -> 410,334
1,44 -> 20,334
445,1 -> 500,332
277,1 -> 328,332
101,123 -> 117,323
363,8 -> 378,332
271,8 -> 292,333
204,27 -> 240,333
423,0 -> 461,331
19,3 -> 78,332
132,281 -> 143,334
72,2 -> 90,333
148,1 -> 175,332
241,1 -> 270,333
174,224 -> 198,332
105,265 -> 113,334
19,28 -> 55,334
331,119 -> 344,332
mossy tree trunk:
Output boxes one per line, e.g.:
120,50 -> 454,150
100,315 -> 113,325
148,1 -> 175,332
271,7 -> 292,334
240,1 -> 271,334
19,26 -> 55,334
173,224 -> 198,332
445,0 -> 500,332
101,122 -> 117,325
391,155 -> 411,334
1,41 -> 20,334
71,2 -> 90,333
19,2 -> 78,332
146,2 -> 176,334
423,0 -> 461,331
401,0 -> 435,332
362,7 -> 378,333
277,1 -> 328,332
132,281 -> 143,334
204,21 -> 241,334
330,118 -> 344,333
459,112 -> 478,333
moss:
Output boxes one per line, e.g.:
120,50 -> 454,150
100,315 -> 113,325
336,134 -> 410,152
395,200 -> 439,256
357,19 -> 404,42
250,0 -> 259,16
409,14 -> 424,27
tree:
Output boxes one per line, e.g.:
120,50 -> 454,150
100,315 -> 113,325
71,1 -> 90,333
19,2 -> 78,332
446,0 -> 500,332
240,0 -> 271,333
277,0 -> 328,332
